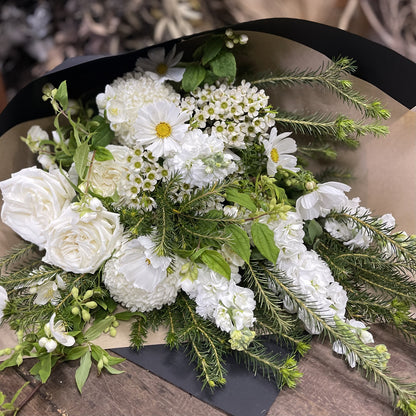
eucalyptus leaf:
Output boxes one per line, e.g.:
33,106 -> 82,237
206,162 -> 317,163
94,146 -> 114,162
91,116 -> 115,148
209,51 -> 236,80
201,37 -> 224,65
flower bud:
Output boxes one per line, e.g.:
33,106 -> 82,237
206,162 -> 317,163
81,309 -> 91,322
112,320 -> 120,328
71,306 -> 80,315
83,290 -> 94,300
97,358 -> 104,372
71,287 -> 79,299
109,327 -> 117,337
85,301 -> 98,309
16,353 -> 23,366
102,355 -> 109,365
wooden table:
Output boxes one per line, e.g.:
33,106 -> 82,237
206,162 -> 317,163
0,324 -> 414,416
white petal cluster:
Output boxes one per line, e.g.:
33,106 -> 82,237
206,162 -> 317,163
28,268 -> 66,306
182,80 -> 275,149
177,258 -> 256,334
39,312 -> 75,353
325,197 -> 396,250
296,181 -> 351,221
96,72 -> 180,147
103,236 -> 180,312
42,197 -> 122,274
262,211 -> 348,334
0,167 -> 76,249
164,129 -> 239,188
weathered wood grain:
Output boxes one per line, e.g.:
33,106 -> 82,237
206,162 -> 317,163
1,324 -> 414,416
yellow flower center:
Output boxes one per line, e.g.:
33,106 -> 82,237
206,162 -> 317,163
270,148 -> 279,163
155,122 -> 172,139
145,258 -> 151,266
156,63 -> 168,75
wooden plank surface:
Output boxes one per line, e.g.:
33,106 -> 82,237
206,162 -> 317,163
1,324 -> 414,416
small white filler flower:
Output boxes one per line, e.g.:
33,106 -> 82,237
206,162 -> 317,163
38,313 -> 75,353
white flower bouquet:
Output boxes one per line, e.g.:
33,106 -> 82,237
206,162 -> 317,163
0,20 -> 415,415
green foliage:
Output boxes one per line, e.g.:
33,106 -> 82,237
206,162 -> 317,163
0,382 -> 30,416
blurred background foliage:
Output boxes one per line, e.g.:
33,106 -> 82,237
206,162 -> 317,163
0,0 -> 415,102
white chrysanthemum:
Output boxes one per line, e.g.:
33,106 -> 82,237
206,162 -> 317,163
164,129 -> 239,188
135,46 -> 185,83
296,181 -> 351,220
0,286 -> 8,322
133,101 -> 189,158
96,72 -> 180,147
262,127 -> 299,175
103,236 -> 180,312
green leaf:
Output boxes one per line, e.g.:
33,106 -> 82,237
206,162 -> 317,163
91,116 -> 115,148
83,316 -> 115,342
225,188 -> 257,212
94,146 -> 114,162
64,346 -> 90,361
225,224 -> 251,263
38,354 -> 52,383
182,64 -> 206,92
73,141 -> 90,180
54,81 -> 68,110
201,37 -> 224,65
209,51 -> 236,80
115,311 -> 145,321
200,250 -> 231,280
0,392 -> 5,405
307,219 -> 323,244
104,365 -> 124,375
75,350 -> 92,393
251,222 -> 279,264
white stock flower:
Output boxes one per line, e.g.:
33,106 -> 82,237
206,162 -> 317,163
133,101 -> 189,158
103,236 -> 179,312
164,129 -> 239,188
39,313 -> 75,353
0,286 -> 8,322
0,167 -> 76,249
22,125 -> 49,152
42,198 -> 122,274
262,127 -> 299,176
296,181 -> 351,220
135,46 -> 185,83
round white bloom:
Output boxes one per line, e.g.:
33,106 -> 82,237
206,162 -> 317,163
133,101 -> 189,158
0,167 -> 76,249
37,154 -> 58,171
42,199 -> 122,274
96,72 -> 180,147
87,145 -> 131,197
103,236 -> 179,312
347,319 -> 374,344
0,286 -> 8,322
135,46 -> 185,83
296,181 -> 351,220
165,129 -> 239,188
262,127 -> 299,175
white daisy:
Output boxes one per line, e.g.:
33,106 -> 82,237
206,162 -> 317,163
135,46 -> 185,83
262,127 -> 299,176
133,101 -> 189,158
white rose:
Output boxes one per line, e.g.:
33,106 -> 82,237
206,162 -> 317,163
0,286 -> 8,322
87,145 -> 131,197
42,200 -> 122,274
0,167 -> 76,249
